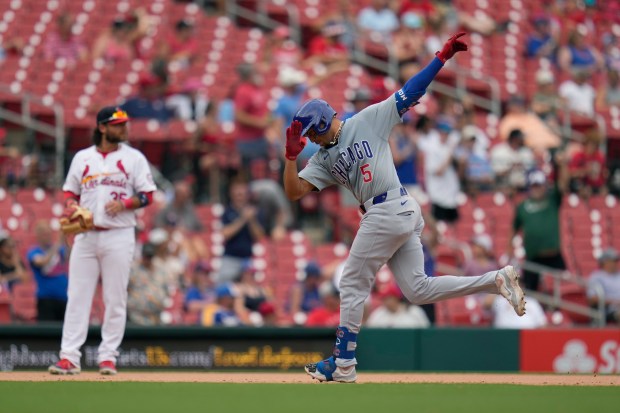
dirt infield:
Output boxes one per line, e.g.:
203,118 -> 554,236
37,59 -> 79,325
1,372 -> 619,386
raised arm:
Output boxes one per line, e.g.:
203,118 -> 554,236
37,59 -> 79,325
394,32 -> 468,116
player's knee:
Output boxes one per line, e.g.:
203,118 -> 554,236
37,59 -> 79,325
402,278 -> 431,305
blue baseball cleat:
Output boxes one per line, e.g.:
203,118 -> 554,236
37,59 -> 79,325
304,356 -> 357,383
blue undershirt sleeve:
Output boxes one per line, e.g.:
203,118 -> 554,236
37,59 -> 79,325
394,57 -> 444,116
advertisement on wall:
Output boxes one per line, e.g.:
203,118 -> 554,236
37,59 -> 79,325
0,338 -> 329,372
521,329 -> 620,374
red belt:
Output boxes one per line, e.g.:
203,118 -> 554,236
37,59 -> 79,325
94,226 -> 110,231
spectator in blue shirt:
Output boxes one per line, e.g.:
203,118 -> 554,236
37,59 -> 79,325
525,15 -> 557,60
215,179 -> 266,284
201,283 -> 243,327
120,72 -> 174,123
27,221 -> 68,322
389,115 -> 419,197
455,132 -> 494,194
289,261 -> 323,323
184,261 -> 216,316
357,0 -> 399,43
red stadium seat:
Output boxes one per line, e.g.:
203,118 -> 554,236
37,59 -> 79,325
435,244 -> 462,275
561,289 -> 592,325
0,286 -> 11,324
439,296 -> 490,327
11,282 -> 37,323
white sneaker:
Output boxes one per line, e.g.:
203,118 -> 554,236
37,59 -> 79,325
304,357 -> 357,383
495,265 -> 526,316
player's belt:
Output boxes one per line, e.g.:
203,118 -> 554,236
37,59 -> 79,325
360,187 -> 408,213
93,226 -> 110,231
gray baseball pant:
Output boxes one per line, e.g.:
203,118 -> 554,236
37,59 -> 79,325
339,198 -> 499,334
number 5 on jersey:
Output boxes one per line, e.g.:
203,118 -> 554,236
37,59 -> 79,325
360,164 -> 373,183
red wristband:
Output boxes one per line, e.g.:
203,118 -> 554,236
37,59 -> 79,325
63,191 -> 79,206
123,198 -> 134,210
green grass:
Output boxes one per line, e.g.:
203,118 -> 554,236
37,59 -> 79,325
0,382 -> 617,413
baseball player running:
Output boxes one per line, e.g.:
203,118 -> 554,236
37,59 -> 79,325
283,33 -> 526,383
49,107 -> 157,375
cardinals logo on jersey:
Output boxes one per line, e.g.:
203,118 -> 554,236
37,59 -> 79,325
80,160 -> 129,190
117,160 -> 129,179
81,165 -> 98,188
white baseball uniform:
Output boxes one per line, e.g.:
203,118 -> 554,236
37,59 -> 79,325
59,143 -> 156,367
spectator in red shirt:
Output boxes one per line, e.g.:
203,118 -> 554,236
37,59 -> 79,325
315,0 -> 357,52
92,17 -> 136,64
233,63 -> 272,169
189,93 -> 222,202
399,1 -> 443,36
305,281 -> 341,327
304,21 -> 349,74
399,0 -> 436,19
43,12 -> 87,65
561,0 -> 588,29
262,26 -> 303,70
159,19 -> 199,70
92,10 -> 149,65
392,12 -> 427,82
569,131 -> 608,197
0,36 -> 24,60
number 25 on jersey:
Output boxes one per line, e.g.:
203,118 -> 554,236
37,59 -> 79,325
110,191 -> 127,200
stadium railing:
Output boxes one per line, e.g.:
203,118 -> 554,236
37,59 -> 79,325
0,83 -> 65,186
520,260 -> 606,327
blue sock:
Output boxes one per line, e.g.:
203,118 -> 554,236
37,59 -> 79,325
333,326 -> 357,360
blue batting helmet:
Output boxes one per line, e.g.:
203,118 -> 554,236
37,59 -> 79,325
293,99 -> 337,137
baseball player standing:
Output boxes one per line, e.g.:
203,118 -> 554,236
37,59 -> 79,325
283,33 -> 526,383
49,107 -> 157,375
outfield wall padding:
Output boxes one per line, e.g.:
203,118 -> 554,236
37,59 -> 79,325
1,326 -> 618,373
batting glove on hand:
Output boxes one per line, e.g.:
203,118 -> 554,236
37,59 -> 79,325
285,120 -> 307,161
436,32 -> 468,63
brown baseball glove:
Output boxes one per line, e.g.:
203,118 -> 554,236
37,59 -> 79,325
59,204 -> 94,234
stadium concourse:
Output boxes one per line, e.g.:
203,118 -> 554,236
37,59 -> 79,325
0,0 -> 619,328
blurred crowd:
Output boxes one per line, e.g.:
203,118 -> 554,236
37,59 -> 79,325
0,0 -> 618,199
1,0 -> 620,328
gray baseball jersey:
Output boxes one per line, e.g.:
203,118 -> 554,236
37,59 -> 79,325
299,98 -> 402,206
297,95 -> 499,340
